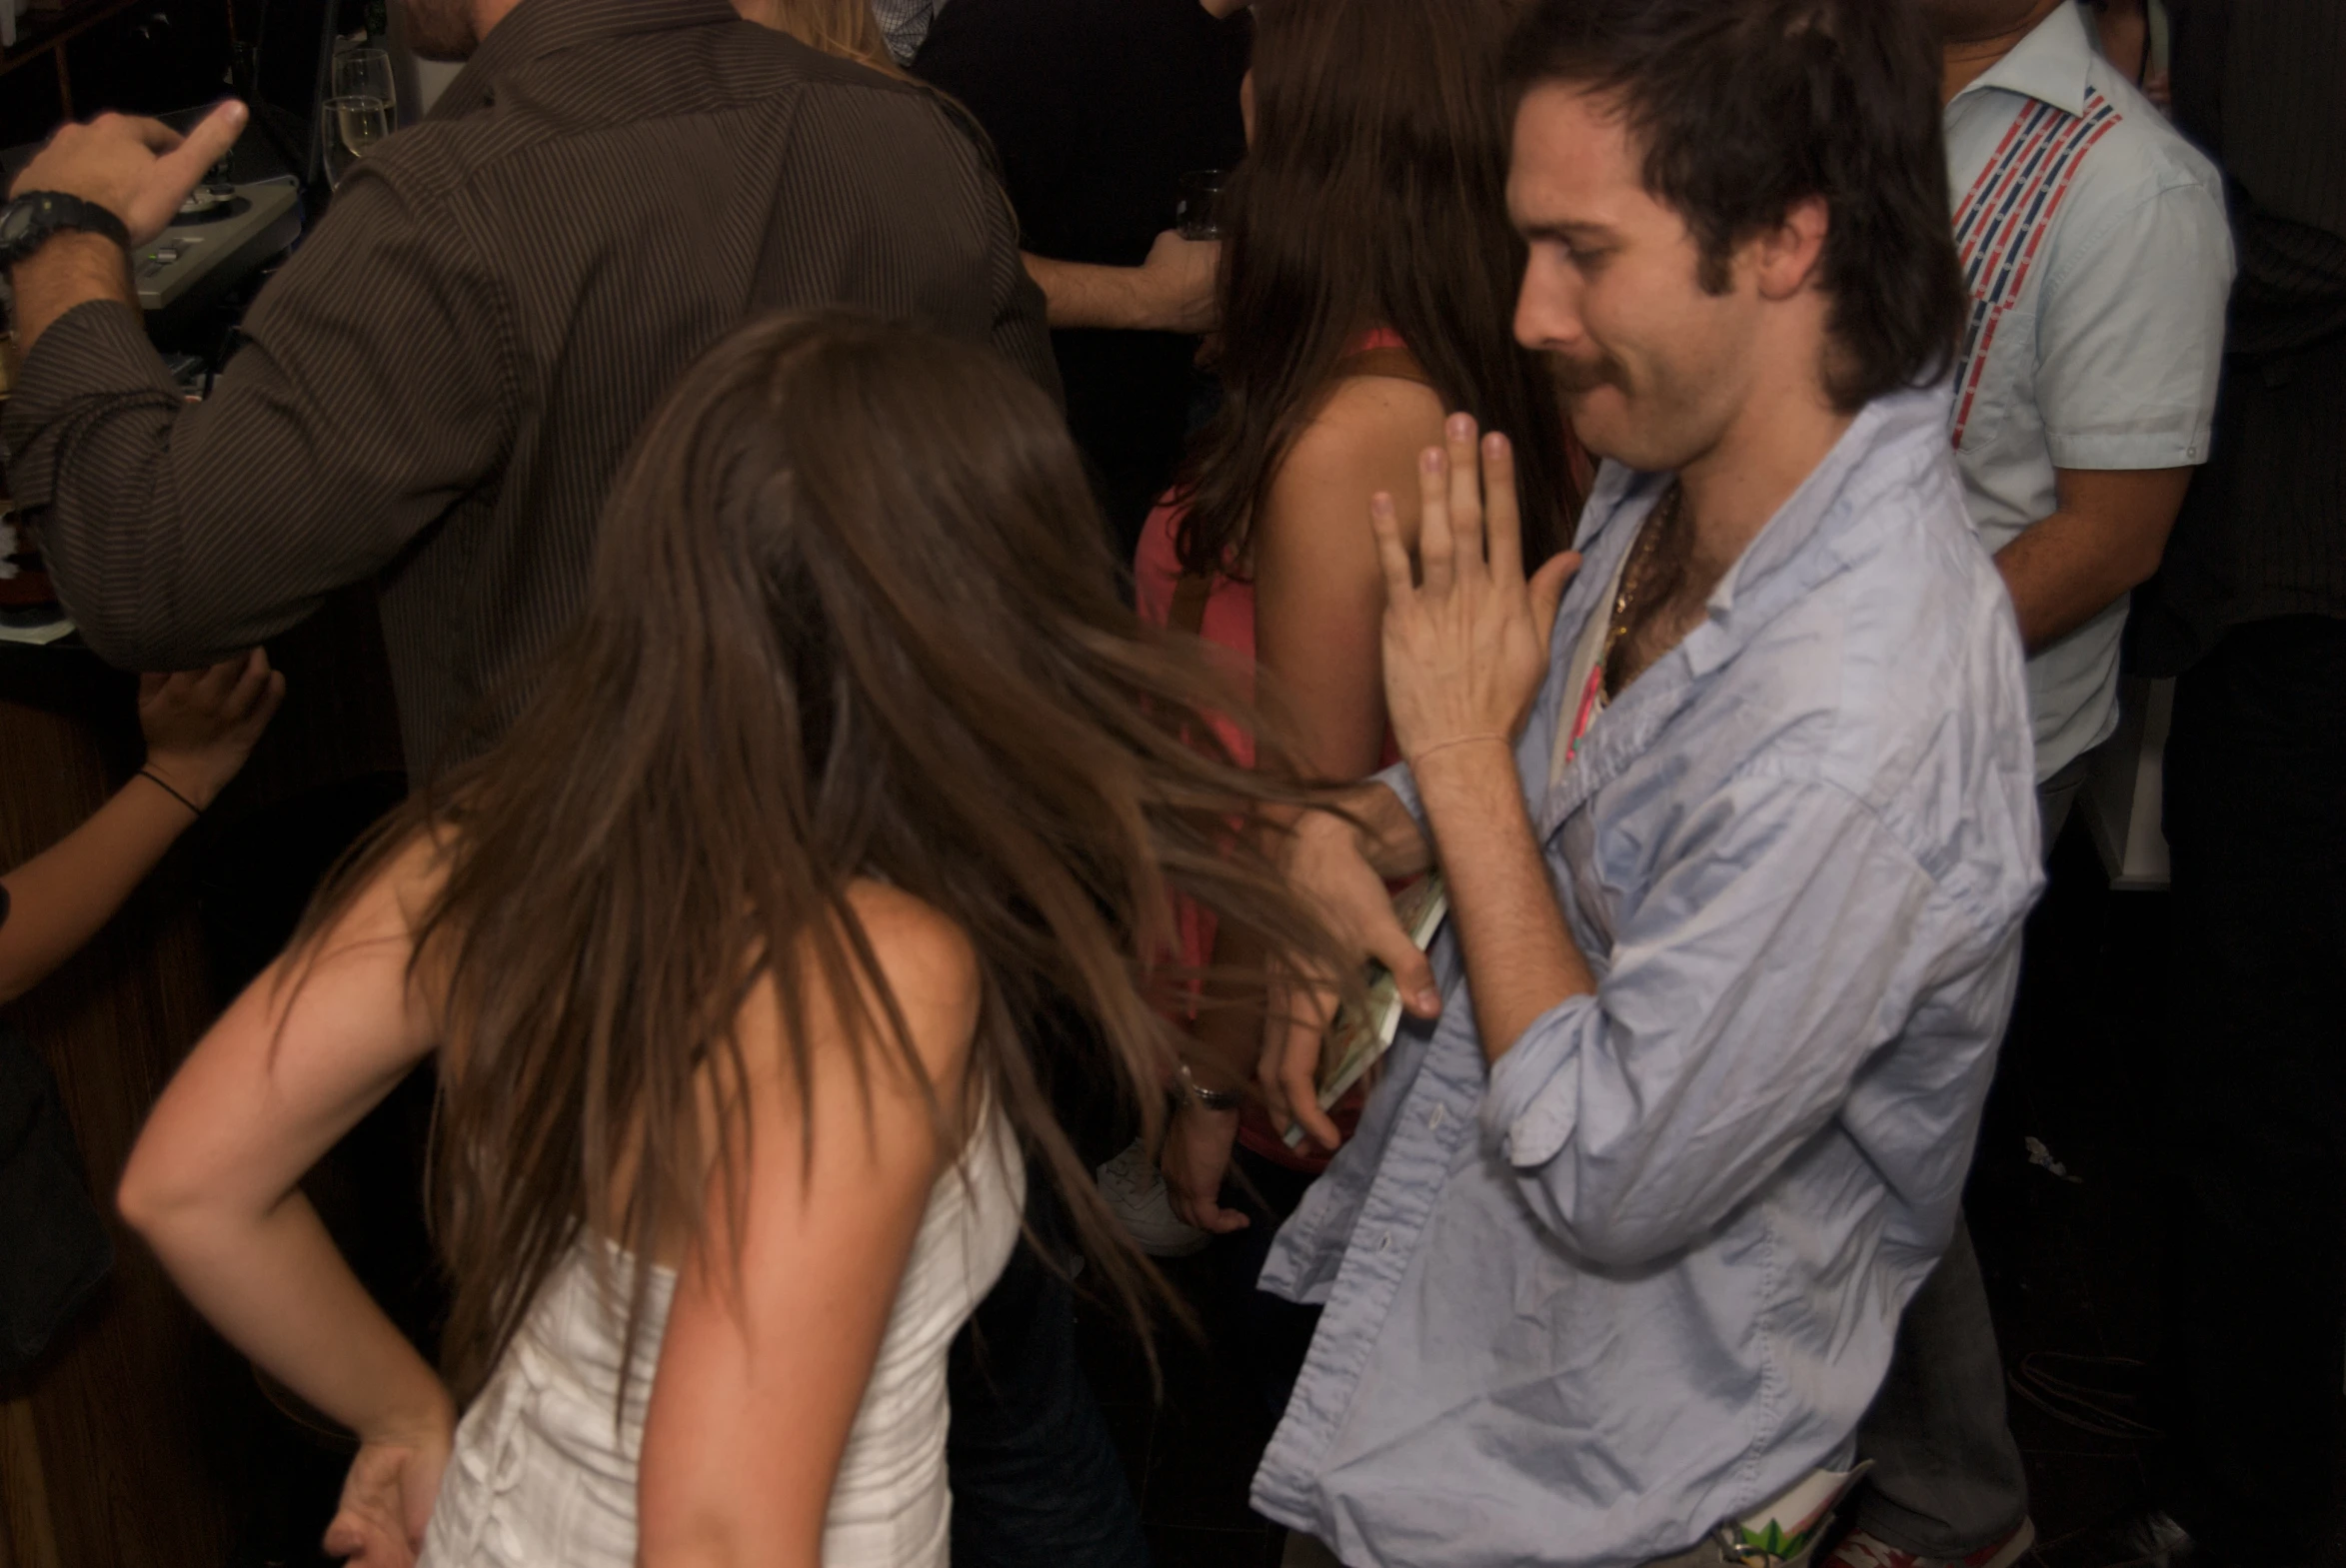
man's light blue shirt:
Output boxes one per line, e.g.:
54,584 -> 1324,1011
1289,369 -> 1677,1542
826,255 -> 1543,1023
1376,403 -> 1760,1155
1943,0 -> 2232,780
1249,388 -> 2045,1568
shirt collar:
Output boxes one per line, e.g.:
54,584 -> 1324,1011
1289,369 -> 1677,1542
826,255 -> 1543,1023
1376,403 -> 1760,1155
1575,383 -> 1956,627
432,0 -> 746,120
1951,0 -> 2094,118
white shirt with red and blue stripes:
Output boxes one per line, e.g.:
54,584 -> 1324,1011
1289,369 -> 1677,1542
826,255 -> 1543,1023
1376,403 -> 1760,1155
1943,0 -> 2231,782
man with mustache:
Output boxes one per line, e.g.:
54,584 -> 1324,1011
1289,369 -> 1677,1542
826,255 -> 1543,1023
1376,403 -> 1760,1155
1251,1 -> 2040,1563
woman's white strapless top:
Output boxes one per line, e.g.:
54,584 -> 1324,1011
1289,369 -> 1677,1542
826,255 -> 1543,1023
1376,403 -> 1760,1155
418,1109 -> 1025,1568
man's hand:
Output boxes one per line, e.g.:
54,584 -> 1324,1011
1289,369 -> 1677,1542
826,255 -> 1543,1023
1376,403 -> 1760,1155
1261,805 -> 1441,1149
1021,232 -> 1220,334
8,102 -> 250,351
9,102 -> 249,247
1133,230 -> 1220,334
1371,416 -> 1579,768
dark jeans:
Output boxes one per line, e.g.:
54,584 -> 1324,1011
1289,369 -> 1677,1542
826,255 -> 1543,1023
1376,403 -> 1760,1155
1205,1145 -> 1325,1422
2156,615 -> 2346,1563
946,1169 -> 1151,1568
1851,1222 -> 2031,1554
1845,758 -> 2090,1555
946,1193 -> 1151,1568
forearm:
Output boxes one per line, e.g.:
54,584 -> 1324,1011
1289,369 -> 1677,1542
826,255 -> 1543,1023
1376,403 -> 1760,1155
1342,780 -> 1437,880
10,302 -> 368,669
0,776 -> 194,1003
1991,510 -> 2152,652
6,232 -> 135,354
643,1533 -> 818,1568
1022,253 -> 1173,332
1412,743 -> 1591,1060
1994,468 -> 2192,653
131,1187 -> 449,1441
1183,920 -> 1265,1093
3,294 -> 279,669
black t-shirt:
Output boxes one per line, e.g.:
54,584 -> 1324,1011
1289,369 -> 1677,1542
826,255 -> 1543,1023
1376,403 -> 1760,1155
916,0 -> 1249,560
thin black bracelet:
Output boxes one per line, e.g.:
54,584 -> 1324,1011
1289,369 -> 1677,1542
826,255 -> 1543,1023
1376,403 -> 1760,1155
138,768 -> 204,818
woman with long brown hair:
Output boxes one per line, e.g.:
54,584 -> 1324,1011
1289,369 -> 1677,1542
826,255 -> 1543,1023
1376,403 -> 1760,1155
118,313 -> 1337,1568
1132,0 -> 1582,1245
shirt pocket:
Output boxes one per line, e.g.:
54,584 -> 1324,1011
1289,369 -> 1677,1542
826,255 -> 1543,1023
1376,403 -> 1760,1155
1951,293 -> 2039,457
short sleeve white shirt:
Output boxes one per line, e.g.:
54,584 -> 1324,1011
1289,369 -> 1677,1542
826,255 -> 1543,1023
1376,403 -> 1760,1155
1942,0 -> 2233,780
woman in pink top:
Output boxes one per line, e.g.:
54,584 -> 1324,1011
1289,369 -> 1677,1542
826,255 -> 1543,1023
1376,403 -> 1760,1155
1136,0 -> 1584,1235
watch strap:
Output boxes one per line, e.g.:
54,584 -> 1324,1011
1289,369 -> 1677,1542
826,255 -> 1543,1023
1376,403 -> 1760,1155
0,191 -> 131,266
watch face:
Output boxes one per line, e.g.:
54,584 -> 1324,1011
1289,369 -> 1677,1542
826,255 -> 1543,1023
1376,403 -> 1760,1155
0,203 -> 31,246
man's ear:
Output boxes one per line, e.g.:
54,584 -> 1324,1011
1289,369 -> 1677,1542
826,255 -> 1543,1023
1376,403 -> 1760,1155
1751,195 -> 1830,302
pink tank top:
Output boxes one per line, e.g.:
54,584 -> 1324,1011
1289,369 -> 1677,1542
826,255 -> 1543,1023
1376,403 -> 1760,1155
1135,329 -> 1415,1170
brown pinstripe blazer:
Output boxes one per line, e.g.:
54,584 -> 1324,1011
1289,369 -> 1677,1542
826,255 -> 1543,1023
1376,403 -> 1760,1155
2,0 -> 1057,772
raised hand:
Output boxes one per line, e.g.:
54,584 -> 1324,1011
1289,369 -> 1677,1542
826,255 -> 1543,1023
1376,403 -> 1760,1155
1369,415 -> 1578,771
9,101 -> 250,247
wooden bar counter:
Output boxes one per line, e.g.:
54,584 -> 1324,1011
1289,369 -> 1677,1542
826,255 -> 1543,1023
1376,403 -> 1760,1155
0,592 -> 407,1568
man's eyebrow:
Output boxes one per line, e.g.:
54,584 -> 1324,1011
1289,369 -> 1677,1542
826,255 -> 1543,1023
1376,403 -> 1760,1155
1517,218 -> 1619,244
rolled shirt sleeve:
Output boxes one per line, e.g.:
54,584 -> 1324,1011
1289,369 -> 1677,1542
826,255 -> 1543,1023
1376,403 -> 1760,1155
1370,757 -> 1431,841
2038,175 -> 2235,472
1478,769 -> 1955,1269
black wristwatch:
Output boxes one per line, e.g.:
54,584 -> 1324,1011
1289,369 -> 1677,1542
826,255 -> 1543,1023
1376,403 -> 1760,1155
0,191 -> 132,269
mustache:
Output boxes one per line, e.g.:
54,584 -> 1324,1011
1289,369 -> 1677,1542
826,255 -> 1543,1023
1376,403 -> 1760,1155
1550,351 -> 1627,398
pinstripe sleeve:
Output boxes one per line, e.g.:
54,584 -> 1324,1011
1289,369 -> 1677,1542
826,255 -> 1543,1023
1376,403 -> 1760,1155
2,156 -> 515,672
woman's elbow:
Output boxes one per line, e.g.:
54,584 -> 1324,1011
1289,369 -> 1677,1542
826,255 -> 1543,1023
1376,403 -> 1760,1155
115,1135 -> 195,1245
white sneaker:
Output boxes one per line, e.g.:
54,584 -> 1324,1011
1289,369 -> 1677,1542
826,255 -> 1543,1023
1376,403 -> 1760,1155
1095,1140 -> 1210,1257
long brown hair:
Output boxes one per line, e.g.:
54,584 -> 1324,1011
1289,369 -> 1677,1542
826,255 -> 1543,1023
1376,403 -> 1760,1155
1176,0 -> 1577,578
293,313 -> 1342,1402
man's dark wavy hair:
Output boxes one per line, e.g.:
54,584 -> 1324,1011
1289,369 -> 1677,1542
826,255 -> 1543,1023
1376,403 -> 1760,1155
1503,0 -> 1966,413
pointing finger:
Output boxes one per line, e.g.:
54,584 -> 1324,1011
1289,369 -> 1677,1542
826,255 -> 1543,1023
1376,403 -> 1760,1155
153,102 -> 247,188
136,102 -> 247,244
107,113 -> 187,155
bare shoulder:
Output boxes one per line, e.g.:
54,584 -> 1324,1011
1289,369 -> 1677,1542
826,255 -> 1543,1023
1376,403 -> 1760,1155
835,880 -> 983,1078
1261,375 -> 1447,560
291,825 -> 449,973
1276,375 -> 1448,495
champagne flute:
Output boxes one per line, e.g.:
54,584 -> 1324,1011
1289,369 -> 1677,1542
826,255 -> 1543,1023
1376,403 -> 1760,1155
331,47 -> 399,129
322,95 -> 390,190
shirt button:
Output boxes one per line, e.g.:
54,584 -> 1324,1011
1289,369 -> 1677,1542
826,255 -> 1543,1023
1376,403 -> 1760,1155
1427,1103 -> 1446,1131
1378,1231 -> 1392,1253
